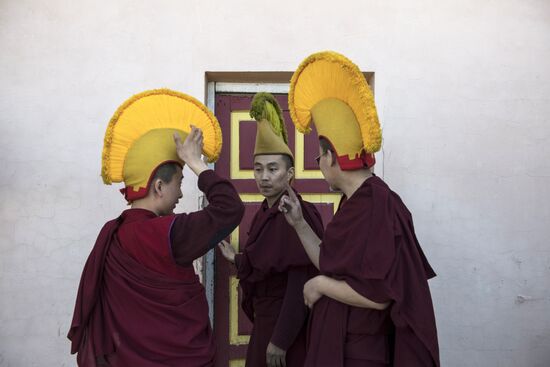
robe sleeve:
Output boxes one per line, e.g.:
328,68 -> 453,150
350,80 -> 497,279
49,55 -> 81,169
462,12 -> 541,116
344,183 -> 440,366
270,201 -> 322,350
269,266 -> 310,350
170,170 -> 245,266
235,253 -> 256,322
235,252 -> 252,279
339,183 -> 398,304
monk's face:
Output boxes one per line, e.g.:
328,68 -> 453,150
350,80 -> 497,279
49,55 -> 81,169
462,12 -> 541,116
253,155 -> 294,201
156,169 -> 183,216
317,146 -> 339,191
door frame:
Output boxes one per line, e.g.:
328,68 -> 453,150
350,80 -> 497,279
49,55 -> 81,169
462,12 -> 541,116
204,73 -> 292,325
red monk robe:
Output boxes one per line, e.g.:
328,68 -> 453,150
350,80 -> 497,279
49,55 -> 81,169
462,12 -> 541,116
68,170 -> 244,366
305,176 -> 439,367
234,192 -> 324,367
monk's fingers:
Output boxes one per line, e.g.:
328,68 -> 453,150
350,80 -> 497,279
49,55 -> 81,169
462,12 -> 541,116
278,196 -> 289,212
221,240 -> 233,251
284,195 -> 297,208
186,126 -> 199,144
267,351 -> 283,367
188,125 -> 197,138
183,128 -> 196,145
288,186 -> 299,203
304,285 -> 314,307
284,199 -> 300,215
285,182 -> 299,202
193,127 -> 203,142
218,241 -> 230,252
173,133 -> 183,146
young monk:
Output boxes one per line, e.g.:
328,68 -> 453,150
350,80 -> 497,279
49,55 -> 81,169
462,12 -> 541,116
279,52 -> 440,367
218,93 -> 324,367
68,89 -> 244,366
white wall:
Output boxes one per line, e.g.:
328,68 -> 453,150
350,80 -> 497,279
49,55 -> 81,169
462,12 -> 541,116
1,0 -> 549,366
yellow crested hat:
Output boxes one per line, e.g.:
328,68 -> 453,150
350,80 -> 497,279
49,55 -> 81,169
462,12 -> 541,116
289,51 -> 381,169
250,92 -> 293,160
101,88 -> 222,201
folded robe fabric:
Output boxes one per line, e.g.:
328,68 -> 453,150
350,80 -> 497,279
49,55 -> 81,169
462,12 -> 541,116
68,217 -> 215,366
305,176 -> 440,367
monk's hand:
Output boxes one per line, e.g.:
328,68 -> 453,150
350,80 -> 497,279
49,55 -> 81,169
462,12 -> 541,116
278,182 -> 304,227
304,275 -> 325,308
217,240 -> 236,264
174,126 -> 208,176
266,342 -> 286,367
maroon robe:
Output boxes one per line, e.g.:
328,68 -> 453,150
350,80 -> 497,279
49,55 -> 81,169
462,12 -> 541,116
305,175 -> 439,367
68,170 -> 244,366
234,192 -> 324,367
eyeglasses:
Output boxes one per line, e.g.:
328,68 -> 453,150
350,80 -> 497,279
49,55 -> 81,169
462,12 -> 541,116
314,150 -> 331,165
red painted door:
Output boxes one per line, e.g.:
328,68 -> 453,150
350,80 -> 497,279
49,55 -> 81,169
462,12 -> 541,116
213,94 -> 340,367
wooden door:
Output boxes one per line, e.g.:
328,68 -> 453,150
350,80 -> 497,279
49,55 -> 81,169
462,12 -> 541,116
213,94 -> 340,367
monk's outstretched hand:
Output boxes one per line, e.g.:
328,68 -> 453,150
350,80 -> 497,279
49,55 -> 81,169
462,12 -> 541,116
217,240 -> 236,264
278,182 -> 304,228
266,342 -> 286,367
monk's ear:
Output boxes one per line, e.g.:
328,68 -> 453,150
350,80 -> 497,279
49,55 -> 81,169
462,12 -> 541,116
327,150 -> 337,167
152,179 -> 163,197
287,166 -> 295,181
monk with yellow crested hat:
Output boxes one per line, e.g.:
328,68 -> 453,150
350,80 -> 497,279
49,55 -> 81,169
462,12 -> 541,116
280,51 -> 440,367
68,89 -> 244,366
218,92 -> 324,367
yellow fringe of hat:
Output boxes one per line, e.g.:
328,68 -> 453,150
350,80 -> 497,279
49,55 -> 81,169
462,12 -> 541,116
288,51 -> 381,155
101,88 -> 222,186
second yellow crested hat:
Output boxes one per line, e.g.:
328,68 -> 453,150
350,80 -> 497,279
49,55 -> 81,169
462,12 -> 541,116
250,92 -> 293,160
289,51 -> 381,169
101,88 -> 222,201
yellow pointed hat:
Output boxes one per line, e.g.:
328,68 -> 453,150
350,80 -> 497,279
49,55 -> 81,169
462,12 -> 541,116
101,88 -> 222,201
289,51 -> 381,169
250,92 -> 293,160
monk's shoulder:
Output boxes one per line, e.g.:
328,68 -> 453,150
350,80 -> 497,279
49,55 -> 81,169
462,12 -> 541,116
368,178 -> 413,219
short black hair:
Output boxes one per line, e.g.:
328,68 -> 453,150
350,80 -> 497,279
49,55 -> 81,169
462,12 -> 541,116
318,138 -> 336,166
319,138 -> 334,155
281,154 -> 294,170
151,162 -> 180,185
